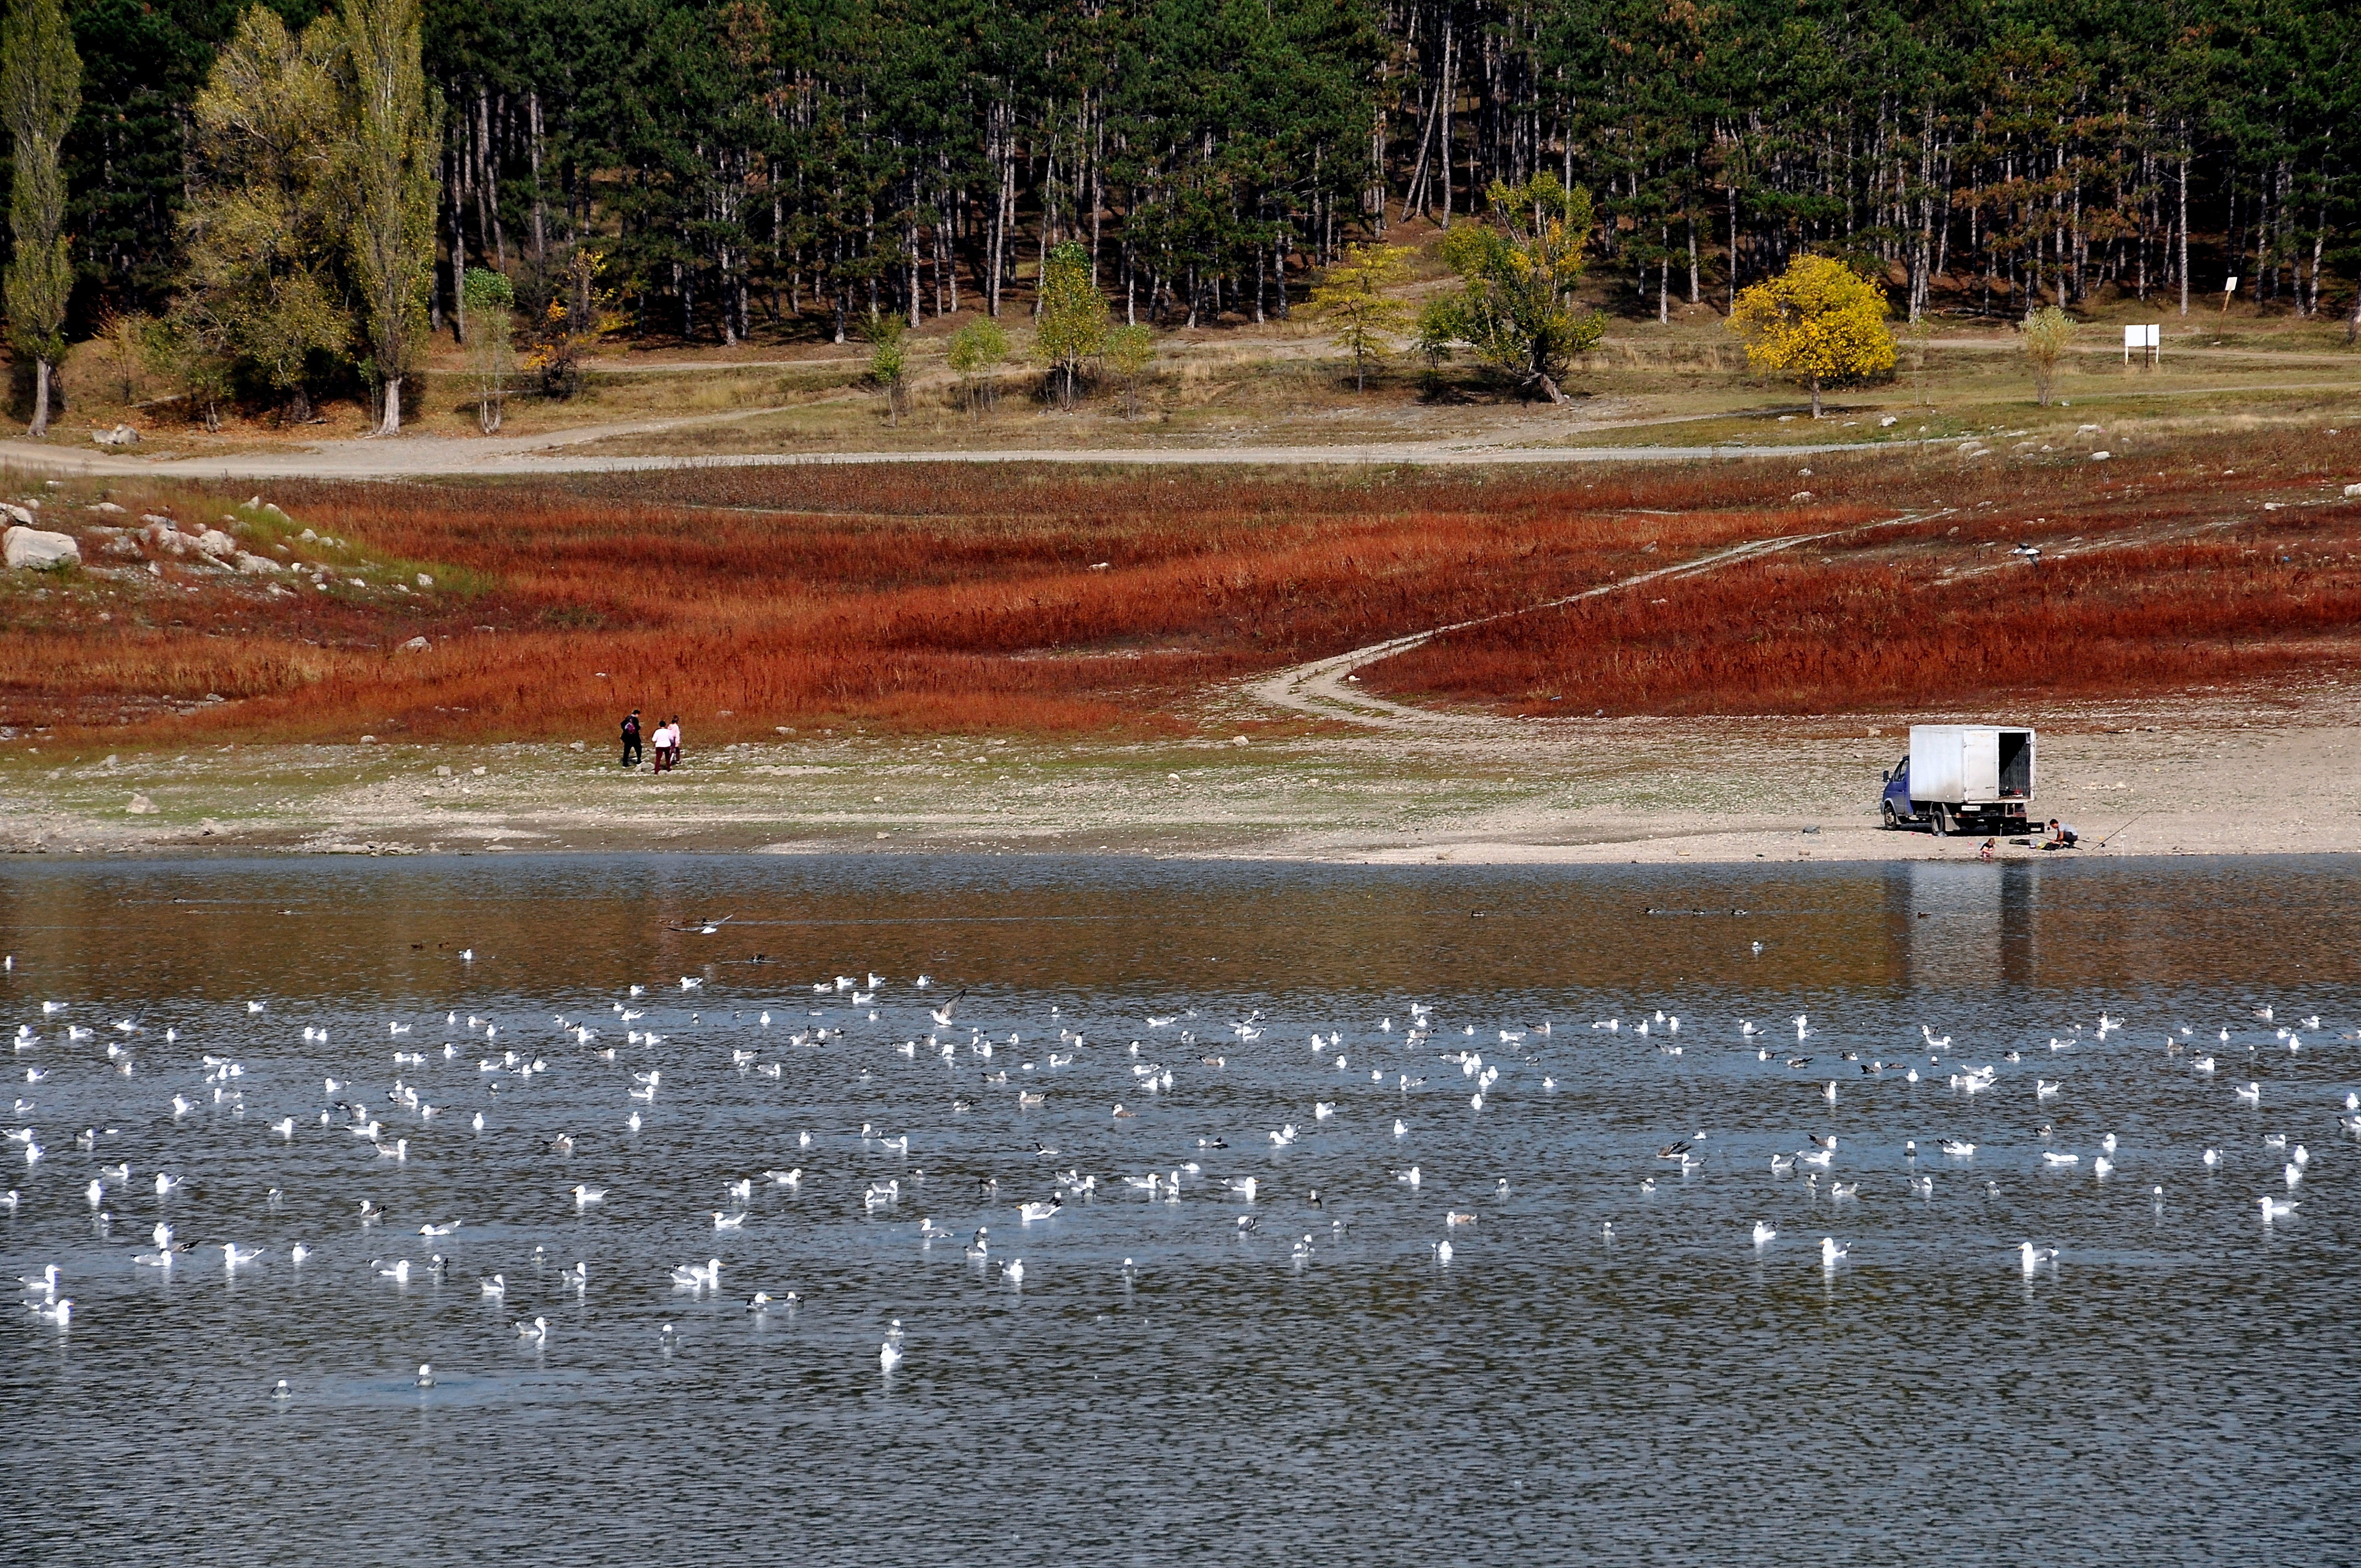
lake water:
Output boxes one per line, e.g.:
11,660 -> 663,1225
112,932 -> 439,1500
6,854 -> 2359,1565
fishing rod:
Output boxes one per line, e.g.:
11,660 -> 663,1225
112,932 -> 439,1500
2096,812 -> 2147,848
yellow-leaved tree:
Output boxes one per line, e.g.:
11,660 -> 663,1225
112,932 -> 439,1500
1431,172 -> 1603,404
1728,254 -> 1895,418
1307,243 -> 1410,391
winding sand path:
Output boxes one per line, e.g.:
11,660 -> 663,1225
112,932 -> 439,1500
1245,511 -> 1948,729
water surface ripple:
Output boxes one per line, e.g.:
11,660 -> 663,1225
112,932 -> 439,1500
5,855 -> 2358,1565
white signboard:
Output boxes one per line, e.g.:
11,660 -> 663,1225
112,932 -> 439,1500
2124,323 -> 2161,363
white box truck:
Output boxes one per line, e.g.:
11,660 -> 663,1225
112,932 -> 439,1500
1878,725 -> 2036,835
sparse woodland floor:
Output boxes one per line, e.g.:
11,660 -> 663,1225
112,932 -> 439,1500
13,279 -> 2361,465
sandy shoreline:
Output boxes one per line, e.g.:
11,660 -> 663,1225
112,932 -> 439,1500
8,689 -> 2356,866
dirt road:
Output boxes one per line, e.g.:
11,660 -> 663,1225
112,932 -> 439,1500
0,424 -> 1876,482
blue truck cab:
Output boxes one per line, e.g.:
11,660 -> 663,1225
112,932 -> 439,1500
1880,758 -> 1916,826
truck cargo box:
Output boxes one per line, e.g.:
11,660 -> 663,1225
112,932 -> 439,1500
1882,725 -> 2036,834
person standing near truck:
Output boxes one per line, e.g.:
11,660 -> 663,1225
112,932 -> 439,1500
619,709 -> 644,769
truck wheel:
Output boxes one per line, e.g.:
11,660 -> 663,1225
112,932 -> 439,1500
1932,804 -> 1953,836
1881,801 -> 1900,830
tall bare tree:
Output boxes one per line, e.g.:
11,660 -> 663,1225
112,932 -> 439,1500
341,0 -> 436,434
2,0 -> 80,438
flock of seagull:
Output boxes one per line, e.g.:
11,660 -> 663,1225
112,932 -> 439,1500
9,952 -> 2356,1390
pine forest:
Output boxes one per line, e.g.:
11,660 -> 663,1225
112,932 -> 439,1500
17,0 -> 2361,388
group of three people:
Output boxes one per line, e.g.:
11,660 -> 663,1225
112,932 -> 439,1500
618,709 -> 684,773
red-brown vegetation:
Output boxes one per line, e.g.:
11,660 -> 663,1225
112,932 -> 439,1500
0,465 -> 1847,740
4,431 -> 2357,743
1367,455 -> 2361,715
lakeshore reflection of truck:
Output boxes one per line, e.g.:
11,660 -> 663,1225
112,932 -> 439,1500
1880,725 -> 2036,835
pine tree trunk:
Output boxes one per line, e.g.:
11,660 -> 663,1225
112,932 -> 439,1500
528,90 -> 547,258
1727,182 -> 1739,311
2177,154 -> 2189,316
446,140 -> 464,342
2307,214 -> 2324,318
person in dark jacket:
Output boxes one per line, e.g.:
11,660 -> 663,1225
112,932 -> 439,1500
619,709 -> 643,768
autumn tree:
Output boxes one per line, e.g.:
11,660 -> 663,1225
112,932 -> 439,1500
461,266 -> 513,431
2,0 -> 80,437
1728,254 -> 1896,418
1412,297 -> 1457,394
1032,241 -> 1106,409
1308,243 -> 1410,391
948,317 -> 1009,418
2020,306 -> 2074,406
517,243 -> 609,399
862,311 -> 909,425
1104,323 -> 1155,417
91,306 -> 147,405
1430,173 -> 1602,403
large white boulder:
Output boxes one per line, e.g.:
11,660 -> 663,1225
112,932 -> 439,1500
4,525 -> 80,570
92,424 -> 140,448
